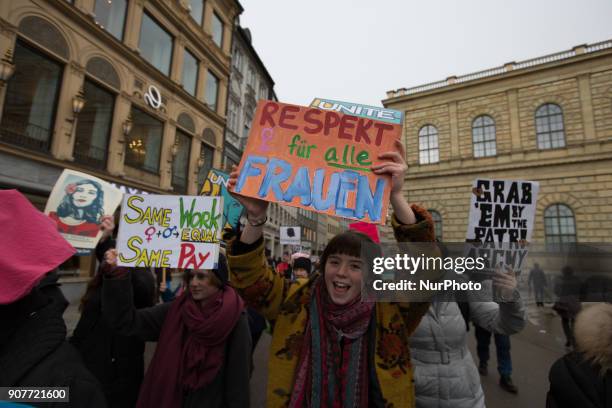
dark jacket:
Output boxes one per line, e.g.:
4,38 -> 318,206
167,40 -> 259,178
547,352 -> 611,408
0,290 -> 106,408
102,274 -> 251,408
70,269 -> 155,408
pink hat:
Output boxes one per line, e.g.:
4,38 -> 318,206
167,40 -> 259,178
349,222 -> 380,243
0,190 -> 76,304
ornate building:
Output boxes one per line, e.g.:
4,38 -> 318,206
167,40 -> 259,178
382,40 -> 612,244
0,0 -> 242,276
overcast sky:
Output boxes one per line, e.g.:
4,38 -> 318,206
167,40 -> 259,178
238,0 -> 612,107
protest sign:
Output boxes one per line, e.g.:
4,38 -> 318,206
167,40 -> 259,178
232,100 -> 402,224
280,226 -> 301,245
45,169 -> 123,249
465,179 -> 540,275
199,168 -> 244,230
310,98 -> 404,125
115,194 -> 222,269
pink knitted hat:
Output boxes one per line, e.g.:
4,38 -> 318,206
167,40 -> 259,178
0,189 -> 76,304
349,222 -> 380,243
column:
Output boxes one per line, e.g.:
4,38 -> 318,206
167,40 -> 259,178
188,136 -> 201,194
160,121 -> 176,190
222,23 -> 232,55
448,101 -> 459,158
203,1 -> 213,36
124,0 -> 144,50
51,62 -> 85,160
196,62 -> 208,101
577,74 -> 596,141
108,92 -> 131,176
0,32 -> 17,119
171,36 -> 185,84
217,78 -> 228,116
507,89 -> 522,149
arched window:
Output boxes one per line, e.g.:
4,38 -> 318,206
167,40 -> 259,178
418,125 -> 439,164
472,115 -> 496,158
544,204 -> 577,247
428,209 -> 443,241
535,103 -> 565,149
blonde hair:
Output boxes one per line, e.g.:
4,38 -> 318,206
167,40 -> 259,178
574,303 -> 612,375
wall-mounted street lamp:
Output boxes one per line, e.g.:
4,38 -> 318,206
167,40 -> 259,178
67,87 -> 86,141
122,114 -> 133,137
72,87 -> 86,114
0,48 -> 15,87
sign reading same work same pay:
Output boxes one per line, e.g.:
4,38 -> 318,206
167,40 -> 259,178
116,194 -> 222,269
233,100 -> 402,224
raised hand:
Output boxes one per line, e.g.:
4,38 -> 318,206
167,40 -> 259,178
227,165 -> 269,219
99,215 -> 115,241
371,139 -> 408,195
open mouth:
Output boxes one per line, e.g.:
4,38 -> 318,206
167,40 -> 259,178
332,281 -> 351,294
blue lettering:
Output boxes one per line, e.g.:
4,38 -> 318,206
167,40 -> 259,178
312,169 -> 340,211
283,166 -> 312,205
257,158 -> 292,200
335,171 -> 358,218
235,155 -> 266,193
355,175 -> 385,222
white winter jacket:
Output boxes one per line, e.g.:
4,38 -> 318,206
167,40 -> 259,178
410,289 -> 526,408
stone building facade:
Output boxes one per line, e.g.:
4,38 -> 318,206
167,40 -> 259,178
0,0 -> 241,276
383,40 -> 612,244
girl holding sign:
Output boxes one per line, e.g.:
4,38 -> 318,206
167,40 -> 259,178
226,140 -> 440,407
100,250 -> 251,408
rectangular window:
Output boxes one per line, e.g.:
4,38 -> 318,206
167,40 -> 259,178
197,143 -> 215,188
189,0 -> 204,25
182,49 -> 198,96
139,11 -> 173,75
233,49 -> 243,72
74,79 -> 115,170
205,70 -> 219,111
172,130 -> 191,194
0,40 -> 63,152
125,107 -> 163,173
211,12 -> 224,48
94,0 -> 127,41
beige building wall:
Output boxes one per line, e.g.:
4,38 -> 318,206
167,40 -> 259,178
383,42 -> 612,244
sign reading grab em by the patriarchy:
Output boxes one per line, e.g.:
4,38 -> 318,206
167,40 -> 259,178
116,194 -> 222,269
232,100 -> 402,224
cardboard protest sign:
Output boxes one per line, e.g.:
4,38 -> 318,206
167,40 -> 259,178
116,194 -> 222,269
45,169 -> 123,249
280,226 -> 301,245
233,100 -> 402,224
310,98 -> 404,125
199,168 -> 244,230
465,179 -> 540,275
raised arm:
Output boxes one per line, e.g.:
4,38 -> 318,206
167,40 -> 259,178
226,167 -> 303,321
101,249 -> 171,341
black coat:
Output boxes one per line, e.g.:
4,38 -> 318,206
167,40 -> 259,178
71,269 -> 155,408
547,352 -> 611,408
0,295 -> 106,408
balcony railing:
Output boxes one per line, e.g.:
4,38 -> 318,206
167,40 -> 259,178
386,39 -> 612,99
0,117 -> 51,152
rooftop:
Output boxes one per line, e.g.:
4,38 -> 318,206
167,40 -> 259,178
385,39 -> 612,100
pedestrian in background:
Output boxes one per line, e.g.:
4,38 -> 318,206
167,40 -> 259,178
553,266 -> 582,348
529,262 -> 548,307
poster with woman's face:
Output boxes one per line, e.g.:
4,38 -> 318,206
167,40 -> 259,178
44,169 -> 123,249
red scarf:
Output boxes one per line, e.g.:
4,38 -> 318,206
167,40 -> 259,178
290,279 -> 374,408
136,287 -> 244,408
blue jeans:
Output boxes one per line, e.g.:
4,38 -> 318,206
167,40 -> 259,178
475,325 -> 512,376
